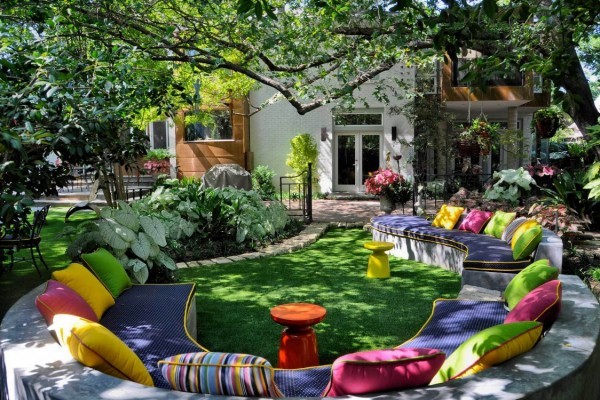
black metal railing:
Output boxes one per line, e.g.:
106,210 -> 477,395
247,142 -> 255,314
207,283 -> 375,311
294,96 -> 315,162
279,163 -> 313,223
412,173 -> 494,215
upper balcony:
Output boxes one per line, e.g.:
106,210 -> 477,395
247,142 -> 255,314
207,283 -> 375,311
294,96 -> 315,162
439,52 -> 550,114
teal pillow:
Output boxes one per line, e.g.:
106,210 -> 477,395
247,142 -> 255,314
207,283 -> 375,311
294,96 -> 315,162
513,225 -> 543,260
81,248 -> 132,298
483,211 -> 516,239
504,259 -> 559,310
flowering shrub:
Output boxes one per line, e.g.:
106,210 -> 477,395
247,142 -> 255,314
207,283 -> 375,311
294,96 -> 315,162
144,159 -> 171,174
365,168 -> 408,199
525,163 -> 561,189
484,168 -> 535,205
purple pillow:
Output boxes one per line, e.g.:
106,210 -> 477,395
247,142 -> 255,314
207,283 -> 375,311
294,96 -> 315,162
35,280 -> 98,325
324,348 -> 445,397
505,280 -> 562,332
458,210 -> 494,234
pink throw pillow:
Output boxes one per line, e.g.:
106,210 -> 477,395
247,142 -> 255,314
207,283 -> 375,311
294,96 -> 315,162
35,280 -> 98,325
324,348 -> 445,397
505,280 -> 562,332
458,210 -> 494,234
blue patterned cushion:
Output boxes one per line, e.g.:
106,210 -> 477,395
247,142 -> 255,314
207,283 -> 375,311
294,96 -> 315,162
274,365 -> 332,397
397,300 -> 508,356
159,352 -> 282,397
371,215 -> 531,272
100,284 -> 205,388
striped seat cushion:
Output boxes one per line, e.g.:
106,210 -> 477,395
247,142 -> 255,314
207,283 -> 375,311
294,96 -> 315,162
159,352 -> 282,397
397,299 -> 508,356
100,284 -> 205,388
274,365 -> 332,397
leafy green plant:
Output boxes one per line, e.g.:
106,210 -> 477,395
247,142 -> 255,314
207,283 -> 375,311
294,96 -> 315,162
144,149 -> 173,161
286,133 -> 318,183
484,167 -> 535,205
252,165 -> 277,200
67,201 -> 186,283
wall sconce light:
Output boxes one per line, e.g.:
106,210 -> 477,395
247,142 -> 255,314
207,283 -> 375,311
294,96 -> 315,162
391,126 -> 397,141
321,127 -> 328,142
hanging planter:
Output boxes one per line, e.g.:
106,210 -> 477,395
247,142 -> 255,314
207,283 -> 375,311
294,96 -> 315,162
533,107 -> 562,139
457,117 -> 498,157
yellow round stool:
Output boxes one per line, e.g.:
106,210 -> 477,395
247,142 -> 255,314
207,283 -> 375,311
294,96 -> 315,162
364,241 -> 395,278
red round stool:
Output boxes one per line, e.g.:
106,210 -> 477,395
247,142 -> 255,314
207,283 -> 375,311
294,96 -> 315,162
270,303 -> 327,369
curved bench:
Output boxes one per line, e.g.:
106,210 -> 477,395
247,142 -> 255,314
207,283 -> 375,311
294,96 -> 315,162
371,215 -> 564,290
2,274 -> 599,400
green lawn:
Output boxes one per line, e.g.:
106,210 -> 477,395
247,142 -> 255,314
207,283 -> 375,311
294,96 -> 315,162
0,207 -> 96,319
176,229 -> 461,365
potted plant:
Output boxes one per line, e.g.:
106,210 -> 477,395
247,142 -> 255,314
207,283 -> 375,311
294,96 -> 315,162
143,149 -> 173,175
456,117 -> 499,156
533,106 -> 562,139
364,168 -> 409,214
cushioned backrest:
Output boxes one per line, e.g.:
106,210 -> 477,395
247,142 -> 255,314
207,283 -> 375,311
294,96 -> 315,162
512,224 -> 543,260
81,248 -> 132,298
50,314 -> 154,386
35,280 -> 98,325
483,211 -> 516,239
504,259 -> 559,310
159,352 -> 282,397
52,263 -> 115,319
432,205 -> 465,230
505,280 -> 562,332
458,210 -> 494,234
325,348 -> 445,397
430,321 -> 543,384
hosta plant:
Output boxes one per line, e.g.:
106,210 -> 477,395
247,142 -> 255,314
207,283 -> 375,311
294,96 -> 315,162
484,168 -> 535,205
67,201 -> 189,283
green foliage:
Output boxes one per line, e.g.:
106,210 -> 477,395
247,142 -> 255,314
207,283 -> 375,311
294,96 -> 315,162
484,168 -> 535,205
144,149 -> 173,161
252,165 -> 277,200
134,182 -> 291,247
67,201 -> 184,283
286,133 -> 318,179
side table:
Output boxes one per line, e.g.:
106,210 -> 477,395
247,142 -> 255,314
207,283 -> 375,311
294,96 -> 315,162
270,303 -> 326,369
363,241 -> 394,278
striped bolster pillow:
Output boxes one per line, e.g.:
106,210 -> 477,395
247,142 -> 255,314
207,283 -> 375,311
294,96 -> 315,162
158,352 -> 282,397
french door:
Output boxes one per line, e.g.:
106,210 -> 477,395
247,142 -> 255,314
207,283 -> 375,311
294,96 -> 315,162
335,133 -> 381,192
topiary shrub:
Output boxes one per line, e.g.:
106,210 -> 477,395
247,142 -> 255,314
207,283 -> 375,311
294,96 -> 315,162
252,165 -> 277,200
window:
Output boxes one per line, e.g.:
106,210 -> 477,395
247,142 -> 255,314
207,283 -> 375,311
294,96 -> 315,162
452,58 -> 523,87
184,109 -> 232,141
150,121 -> 168,149
334,113 -> 382,126
416,63 -> 439,94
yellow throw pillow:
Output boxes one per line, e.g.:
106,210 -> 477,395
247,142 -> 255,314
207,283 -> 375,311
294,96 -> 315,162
511,219 -> 540,249
52,263 -> 115,319
51,314 -> 154,386
431,205 -> 465,230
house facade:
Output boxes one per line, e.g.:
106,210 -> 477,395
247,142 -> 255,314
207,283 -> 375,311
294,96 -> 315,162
153,53 -> 549,193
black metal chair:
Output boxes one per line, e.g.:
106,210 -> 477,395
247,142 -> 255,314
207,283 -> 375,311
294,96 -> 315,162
0,206 -> 50,276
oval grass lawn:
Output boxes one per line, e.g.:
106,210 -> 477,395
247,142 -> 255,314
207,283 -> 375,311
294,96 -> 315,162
175,228 -> 461,365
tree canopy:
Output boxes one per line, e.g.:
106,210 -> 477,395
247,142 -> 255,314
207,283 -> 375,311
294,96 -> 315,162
3,0 -> 598,131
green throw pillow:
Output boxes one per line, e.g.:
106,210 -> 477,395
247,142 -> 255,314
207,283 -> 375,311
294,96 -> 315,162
430,321 -> 543,384
513,224 -> 543,261
483,211 -> 516,239
504,259 -> 559,310
81,248 -> 132,298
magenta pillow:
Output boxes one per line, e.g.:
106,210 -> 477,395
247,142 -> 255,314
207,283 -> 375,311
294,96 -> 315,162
458,210 -> 494,234
324,348 -> 445,396
505,280 -> 562,332
35,280 -> 98,325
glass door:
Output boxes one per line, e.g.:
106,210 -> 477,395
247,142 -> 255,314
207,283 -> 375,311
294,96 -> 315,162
335,133 -> 381,192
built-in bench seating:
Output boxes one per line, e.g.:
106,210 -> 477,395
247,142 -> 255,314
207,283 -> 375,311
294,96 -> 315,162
371,215 -> 563,290
2,274 -> 600,399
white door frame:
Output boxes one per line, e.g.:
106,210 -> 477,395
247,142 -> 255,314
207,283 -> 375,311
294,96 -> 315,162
333,131 -> 382,192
